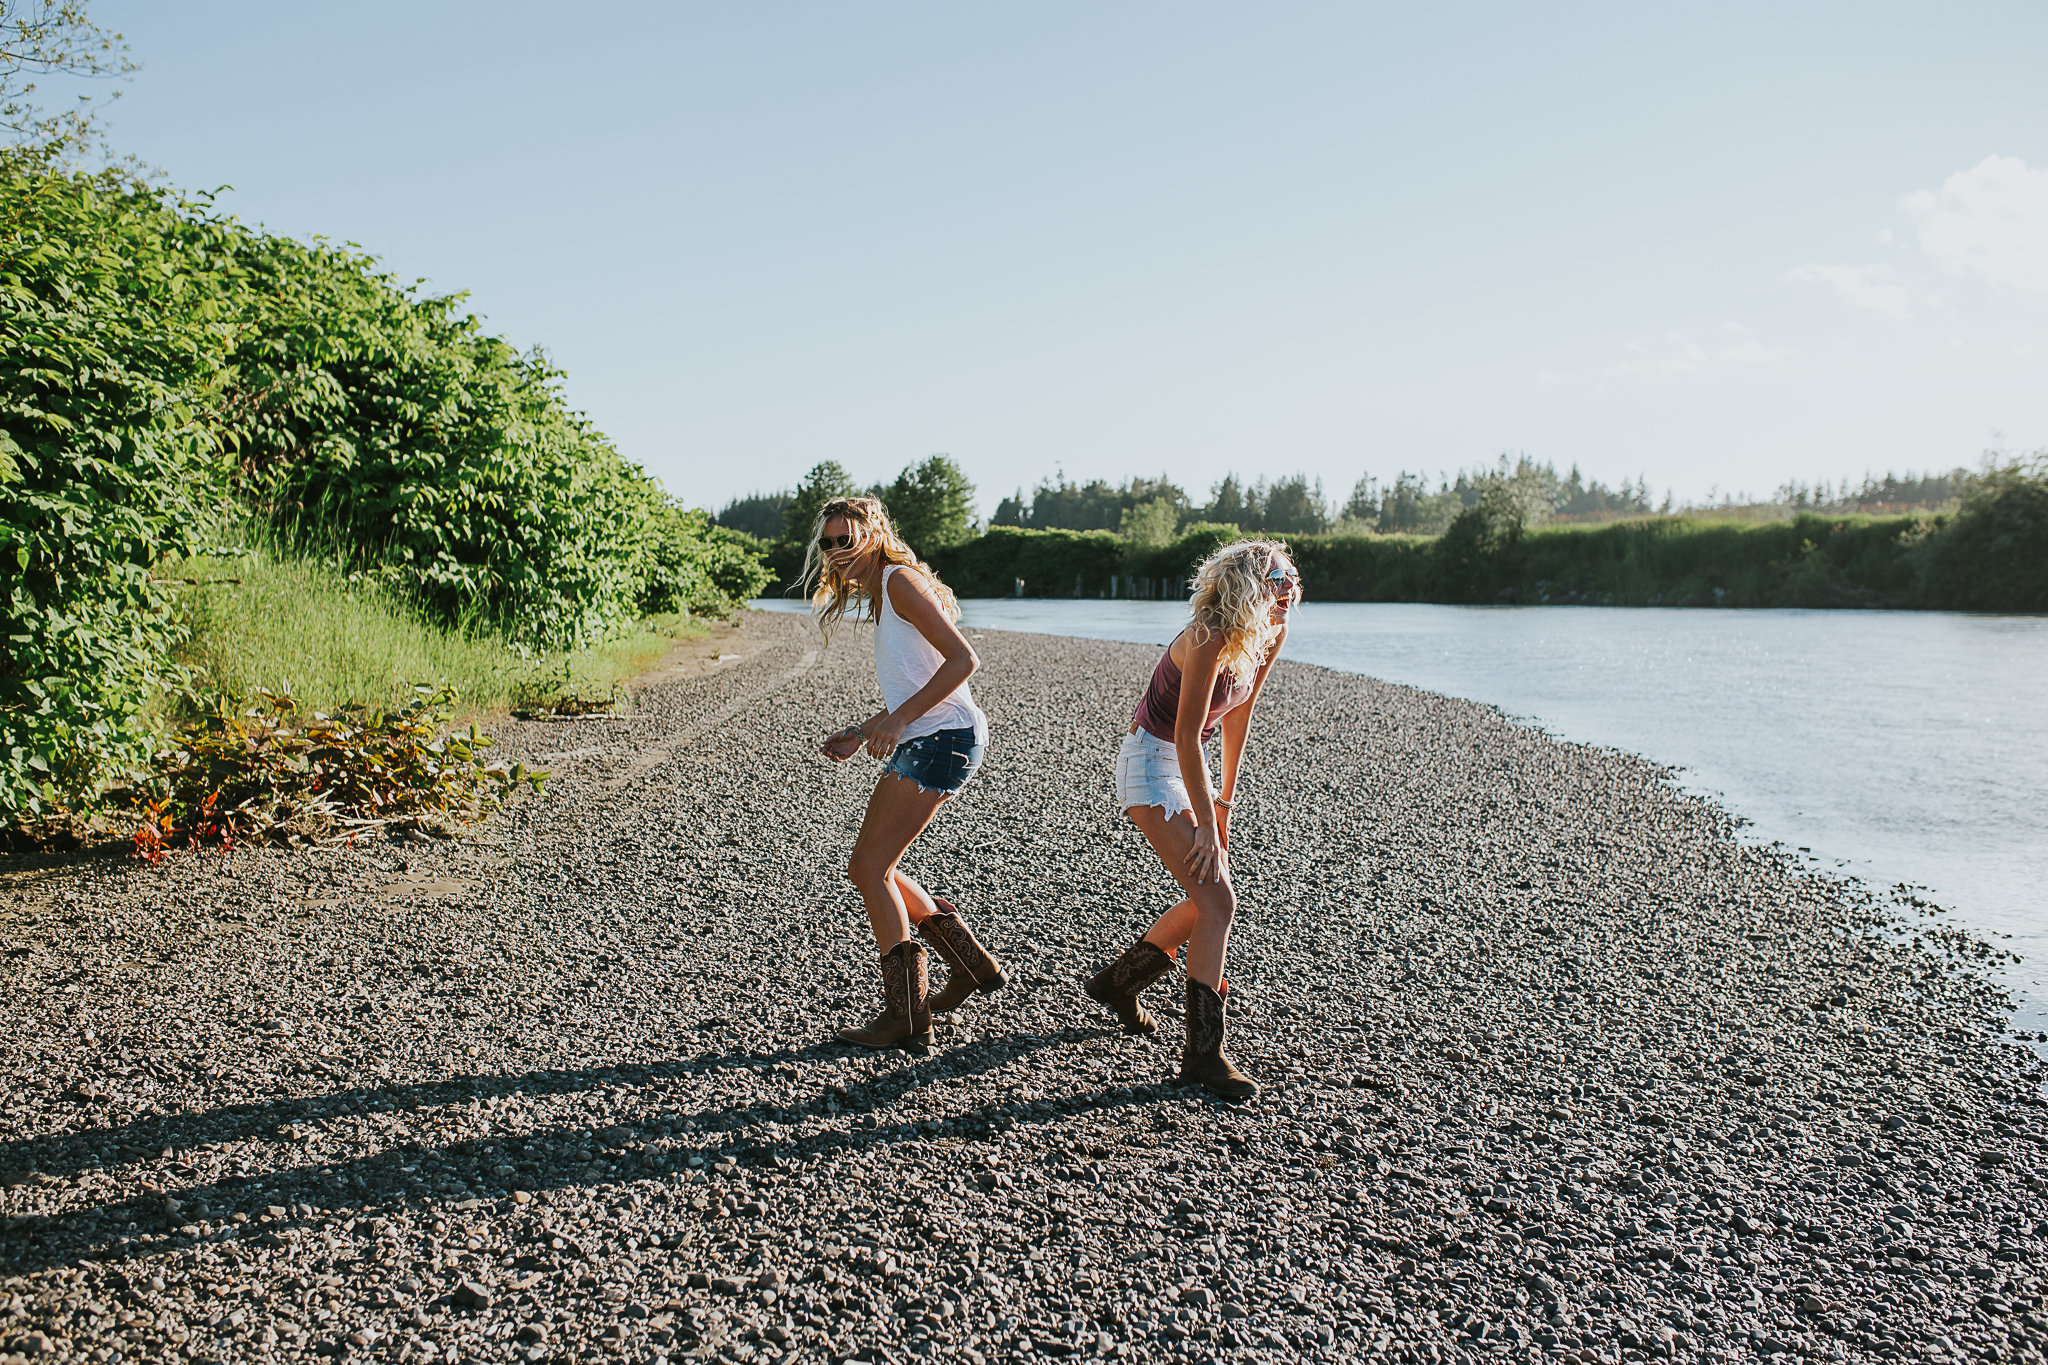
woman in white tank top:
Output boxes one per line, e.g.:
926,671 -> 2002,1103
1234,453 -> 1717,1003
803,496 -> 1005,1053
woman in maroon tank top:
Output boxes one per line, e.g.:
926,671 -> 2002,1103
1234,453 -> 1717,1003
1083,539 -> 1300,1098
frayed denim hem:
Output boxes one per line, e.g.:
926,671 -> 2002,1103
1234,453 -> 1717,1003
883,768 -> 964,798
1123,796 -> 1199,825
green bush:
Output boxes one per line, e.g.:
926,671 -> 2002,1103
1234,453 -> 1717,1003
0,164 -> 764,823
930,525 -> 1123,597
635,507 -> 772,617
0,169 -> 232,822
1917,458 -> 2048,611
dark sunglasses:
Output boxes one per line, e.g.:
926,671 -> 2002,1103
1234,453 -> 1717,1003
817,533 -> 858,551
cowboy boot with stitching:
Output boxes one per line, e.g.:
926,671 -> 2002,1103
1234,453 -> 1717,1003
836,940 -> 933,1052
1178,978 -> 1258,1098
919,896 -> 1007,1015
1082,937 -> 1176,1034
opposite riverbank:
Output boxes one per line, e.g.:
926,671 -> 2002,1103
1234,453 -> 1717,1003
2,611 -> 2043,1363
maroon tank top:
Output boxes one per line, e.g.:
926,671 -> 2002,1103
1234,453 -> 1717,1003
1133,636 -> 1255,743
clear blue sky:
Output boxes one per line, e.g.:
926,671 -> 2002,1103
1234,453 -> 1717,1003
93,1 -> 2048,514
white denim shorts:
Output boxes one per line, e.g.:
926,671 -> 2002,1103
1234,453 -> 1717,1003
1114,727 -> 1215,824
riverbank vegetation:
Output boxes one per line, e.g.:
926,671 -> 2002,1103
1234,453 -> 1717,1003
0,42 -> 769,831
729,454 -> 2047,613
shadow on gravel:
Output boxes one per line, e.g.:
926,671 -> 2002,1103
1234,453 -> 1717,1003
0,841 -> 136,881
2,1024 -> 1188,1274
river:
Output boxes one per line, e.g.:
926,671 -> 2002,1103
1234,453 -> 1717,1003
752,596 -> 2048,1032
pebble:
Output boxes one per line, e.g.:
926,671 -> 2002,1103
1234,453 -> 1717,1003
0,610 -> 2043,1362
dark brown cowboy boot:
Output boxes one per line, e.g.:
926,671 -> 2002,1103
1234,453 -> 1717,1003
1082,937 -> 1176,1034
836,940 -> 932,1052
919,896 -> 1007,1015
1178,979 -> 1257,1098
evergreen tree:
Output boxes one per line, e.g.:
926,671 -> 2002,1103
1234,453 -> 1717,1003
1202,474 -> 1248,527
1259,474 -> 1331,534
716,489 -> 791,540
991,488 -> 1028,526
1343,474 -> 1379,523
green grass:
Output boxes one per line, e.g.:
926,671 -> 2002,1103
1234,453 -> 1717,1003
161,538 -> 706,719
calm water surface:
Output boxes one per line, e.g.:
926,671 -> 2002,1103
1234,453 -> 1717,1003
755,597 -> 2048,1026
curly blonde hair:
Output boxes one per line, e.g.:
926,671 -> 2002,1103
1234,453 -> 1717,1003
1187,538 -> 1292,686
800,496 -> 961,643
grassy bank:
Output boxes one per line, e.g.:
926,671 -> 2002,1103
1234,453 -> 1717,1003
162,539 -> 708,721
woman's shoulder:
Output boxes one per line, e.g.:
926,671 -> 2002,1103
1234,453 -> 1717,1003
883,561 -> 929,590
883,562 -> 938,607
1168,623 -> 1220,666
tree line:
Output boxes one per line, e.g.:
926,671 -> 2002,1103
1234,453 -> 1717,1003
719,451 -> 2045,615
723,451 -> 1996,556
719,455 -> 1664,550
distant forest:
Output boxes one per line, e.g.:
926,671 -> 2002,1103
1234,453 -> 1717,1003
717,456 -> 1977,544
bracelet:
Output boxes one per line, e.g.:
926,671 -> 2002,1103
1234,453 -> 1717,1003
1213,796 -> 1233,810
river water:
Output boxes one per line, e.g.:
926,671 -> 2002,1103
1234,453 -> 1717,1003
752,597 -> 2048,1029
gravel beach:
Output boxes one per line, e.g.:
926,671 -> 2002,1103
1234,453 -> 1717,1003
3,609 -> 2044,1365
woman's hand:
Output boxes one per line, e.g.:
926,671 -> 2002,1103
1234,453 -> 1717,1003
1184,818 -> 1230,885
861,710 -> 905,760
821,727 -> 864,762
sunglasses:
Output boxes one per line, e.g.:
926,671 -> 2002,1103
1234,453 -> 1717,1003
1267,563 -> 1300,590
817,533 -> 858,551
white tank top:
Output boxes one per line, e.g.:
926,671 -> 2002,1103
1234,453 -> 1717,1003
875,565 -> 988,744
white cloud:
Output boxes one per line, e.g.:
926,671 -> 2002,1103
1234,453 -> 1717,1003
1592,327 -> 1795,379
1786,262 -> 1914,319
1901,154 -> 2048,294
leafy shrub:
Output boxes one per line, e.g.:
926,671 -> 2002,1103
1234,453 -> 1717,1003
1431,483 -> 1528,602
0,163 -> 764,823
131,685 -> 544,860
930,525 -> 1124,597
0,169 -> 232,823
634,505 -> 772,616
1120,523 -> 1244,589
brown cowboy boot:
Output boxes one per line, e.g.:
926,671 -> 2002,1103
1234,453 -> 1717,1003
1082,937 -> 1176,1034
1178,979 -> 1258,1098
836,940 -> 933,1052
918,896 -> 1008,1015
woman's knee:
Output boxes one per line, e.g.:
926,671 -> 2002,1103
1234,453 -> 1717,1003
846,854 -> 889,888
1195,885 -> 1237,924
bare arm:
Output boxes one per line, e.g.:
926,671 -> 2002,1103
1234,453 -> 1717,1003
1214,623 -> 1286,834
1172,629 -> 1229,882
859,569 -> 979,758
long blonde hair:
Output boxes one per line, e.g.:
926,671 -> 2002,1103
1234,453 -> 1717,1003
800,495 -> 961,643
1187,538 -> 1290,686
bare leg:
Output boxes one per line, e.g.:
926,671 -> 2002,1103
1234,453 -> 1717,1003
847,774 -> 951,952
1140,895 -> 1197,955
895,870 -> 938,926
1125,804 -> 1236,989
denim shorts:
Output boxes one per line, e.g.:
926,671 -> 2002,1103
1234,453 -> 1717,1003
1114,727 -> 1215,823
884,726 -> 986,795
